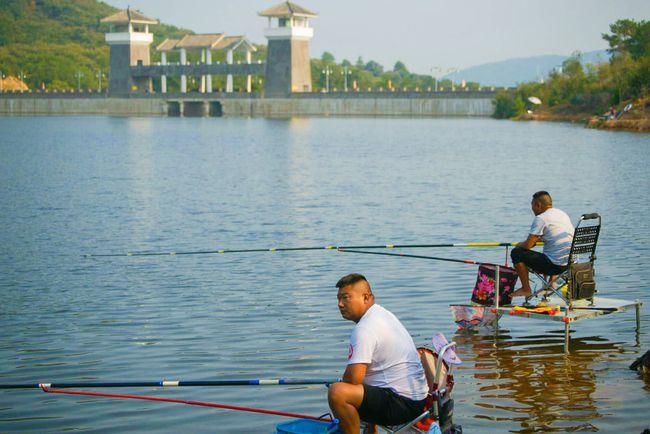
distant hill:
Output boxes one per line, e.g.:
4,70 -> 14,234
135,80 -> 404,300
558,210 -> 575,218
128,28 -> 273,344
0,0 -> 192,90
444,50 -> 611,87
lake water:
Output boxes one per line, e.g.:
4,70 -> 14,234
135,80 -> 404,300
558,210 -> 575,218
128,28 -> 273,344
0,116 -> 648,433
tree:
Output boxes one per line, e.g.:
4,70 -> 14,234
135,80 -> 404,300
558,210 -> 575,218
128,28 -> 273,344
321,51 -> 335,63
603,19 -> 650,60
364,60 -> 383,77
492,91 -> 524,119
393,61 -> 408,72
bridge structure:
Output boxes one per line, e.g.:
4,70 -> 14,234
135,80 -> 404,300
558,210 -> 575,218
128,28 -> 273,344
0,1 -> 498,117
100,1 -> 316,98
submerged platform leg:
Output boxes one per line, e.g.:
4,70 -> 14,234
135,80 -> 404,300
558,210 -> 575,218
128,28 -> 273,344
564,320 -> 570,354
635,300 -> 641,346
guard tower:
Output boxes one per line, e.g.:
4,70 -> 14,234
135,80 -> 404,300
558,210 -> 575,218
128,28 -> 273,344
259,1 -> 317,96
101,8 -> 158,95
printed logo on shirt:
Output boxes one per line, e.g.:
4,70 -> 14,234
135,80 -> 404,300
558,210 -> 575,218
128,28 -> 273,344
348,344 -> 353,360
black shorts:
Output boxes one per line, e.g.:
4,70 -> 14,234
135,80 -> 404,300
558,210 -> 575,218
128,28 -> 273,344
511,247 -> 566,276
358,384 -> 427,426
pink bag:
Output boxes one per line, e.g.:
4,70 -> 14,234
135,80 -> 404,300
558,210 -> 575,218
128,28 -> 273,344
470,264 -> 518,306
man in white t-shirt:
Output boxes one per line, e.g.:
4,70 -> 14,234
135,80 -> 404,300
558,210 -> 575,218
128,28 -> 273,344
327,273 -> 428,434
511,191 -> 575,298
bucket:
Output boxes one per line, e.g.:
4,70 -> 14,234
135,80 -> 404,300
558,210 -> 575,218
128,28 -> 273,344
276,419 -> 340,434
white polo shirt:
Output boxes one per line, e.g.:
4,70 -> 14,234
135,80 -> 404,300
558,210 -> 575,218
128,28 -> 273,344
347,304 -> 428,401
530,207 -> 575,265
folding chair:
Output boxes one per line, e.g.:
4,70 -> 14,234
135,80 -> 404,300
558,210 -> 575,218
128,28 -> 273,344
378,342 -> 461,434
527,213 -> 601,307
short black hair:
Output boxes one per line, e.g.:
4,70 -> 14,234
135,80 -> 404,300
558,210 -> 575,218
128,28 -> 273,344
336,273 -> 368,289
532,191 -> 552,207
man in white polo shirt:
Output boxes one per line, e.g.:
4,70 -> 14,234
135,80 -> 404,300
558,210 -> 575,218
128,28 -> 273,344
328,273 -> 428,434
511,191 -> 575,298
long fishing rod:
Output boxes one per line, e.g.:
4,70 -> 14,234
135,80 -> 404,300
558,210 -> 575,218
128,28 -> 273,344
0,378 -> 340,390
337,248 -> 493,266
40,386 -> 336,423
84,241 -> 540,258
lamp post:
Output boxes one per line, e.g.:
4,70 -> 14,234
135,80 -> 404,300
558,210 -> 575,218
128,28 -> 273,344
341,66 -> 351,92
430,67 -> 443,92
0,71 -> 4,93
322,66 -> 331,92
447,68 -> 458,91
96,71 -> 105,93
19,70 -> 28,87
75,71 -> 84,92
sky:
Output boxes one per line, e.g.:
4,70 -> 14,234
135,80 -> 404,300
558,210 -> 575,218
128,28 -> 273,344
105,0 -> 650,74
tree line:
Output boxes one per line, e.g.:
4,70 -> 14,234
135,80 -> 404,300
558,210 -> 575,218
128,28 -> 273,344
493,19 -> 650,119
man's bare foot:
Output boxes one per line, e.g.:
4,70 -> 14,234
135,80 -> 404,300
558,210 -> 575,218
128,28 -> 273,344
511,287 -> 532,297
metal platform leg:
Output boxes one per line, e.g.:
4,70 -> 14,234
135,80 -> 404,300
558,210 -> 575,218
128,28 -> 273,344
636,300 -> 641,346
494,266 -> 500,344
564,321 -> 570,354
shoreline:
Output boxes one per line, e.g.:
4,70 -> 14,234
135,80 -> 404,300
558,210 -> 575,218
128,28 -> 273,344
518,98 -> 650,133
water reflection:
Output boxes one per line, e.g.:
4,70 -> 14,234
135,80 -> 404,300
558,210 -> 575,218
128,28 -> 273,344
454,331 -> 623,433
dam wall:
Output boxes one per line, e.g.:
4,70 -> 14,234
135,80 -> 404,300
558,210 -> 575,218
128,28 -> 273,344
0,91 -> 495,117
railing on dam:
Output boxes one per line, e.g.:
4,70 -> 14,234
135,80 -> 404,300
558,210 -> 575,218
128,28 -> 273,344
0,88 -> 506,100
130,62 -> 266,77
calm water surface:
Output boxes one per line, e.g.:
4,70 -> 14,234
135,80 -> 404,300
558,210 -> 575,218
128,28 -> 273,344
0,116 -> 648,433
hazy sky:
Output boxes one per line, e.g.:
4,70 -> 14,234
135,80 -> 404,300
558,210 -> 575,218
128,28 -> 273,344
105,0 -> 650,73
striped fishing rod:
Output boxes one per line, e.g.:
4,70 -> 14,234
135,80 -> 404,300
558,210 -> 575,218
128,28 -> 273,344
84,241 -> 541,258
0,378 -> 340,389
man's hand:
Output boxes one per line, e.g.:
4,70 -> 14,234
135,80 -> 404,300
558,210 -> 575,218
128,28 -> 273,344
342,363 -> 367,384
517,234 -> 540,250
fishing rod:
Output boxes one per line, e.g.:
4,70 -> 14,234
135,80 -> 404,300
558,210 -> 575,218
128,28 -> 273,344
84,241 -> 541,258
40,386 -> 336,423
0,378 -> 341,390
337,248 -> 494,266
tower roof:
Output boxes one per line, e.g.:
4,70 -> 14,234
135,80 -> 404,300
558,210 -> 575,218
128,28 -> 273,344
101,7 -> 158,25
258,1 -> 317,18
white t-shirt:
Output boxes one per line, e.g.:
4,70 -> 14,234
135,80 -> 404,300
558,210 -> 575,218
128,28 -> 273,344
347,304 -> 428,401
529,208 -> 574,265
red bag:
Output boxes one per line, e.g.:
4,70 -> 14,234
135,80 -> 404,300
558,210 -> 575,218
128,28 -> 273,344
471,264 -> 518,306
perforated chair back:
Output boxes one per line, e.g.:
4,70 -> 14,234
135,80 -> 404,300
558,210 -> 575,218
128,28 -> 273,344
567,213 -> 601,303
567,213 -> 601,264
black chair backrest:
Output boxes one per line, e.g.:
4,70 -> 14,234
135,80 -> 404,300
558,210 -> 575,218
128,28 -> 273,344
567,213 -> 601,264
567,213 -> 601,302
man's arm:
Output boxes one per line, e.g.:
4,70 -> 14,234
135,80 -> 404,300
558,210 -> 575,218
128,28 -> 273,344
342,363 -> 367,384
516,234 -> 540,250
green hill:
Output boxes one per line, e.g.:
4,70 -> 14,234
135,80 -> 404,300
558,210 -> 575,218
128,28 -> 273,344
0,0 -> 191,90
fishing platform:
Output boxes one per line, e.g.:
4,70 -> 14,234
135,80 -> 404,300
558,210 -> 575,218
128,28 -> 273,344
454,294 -> 643,354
